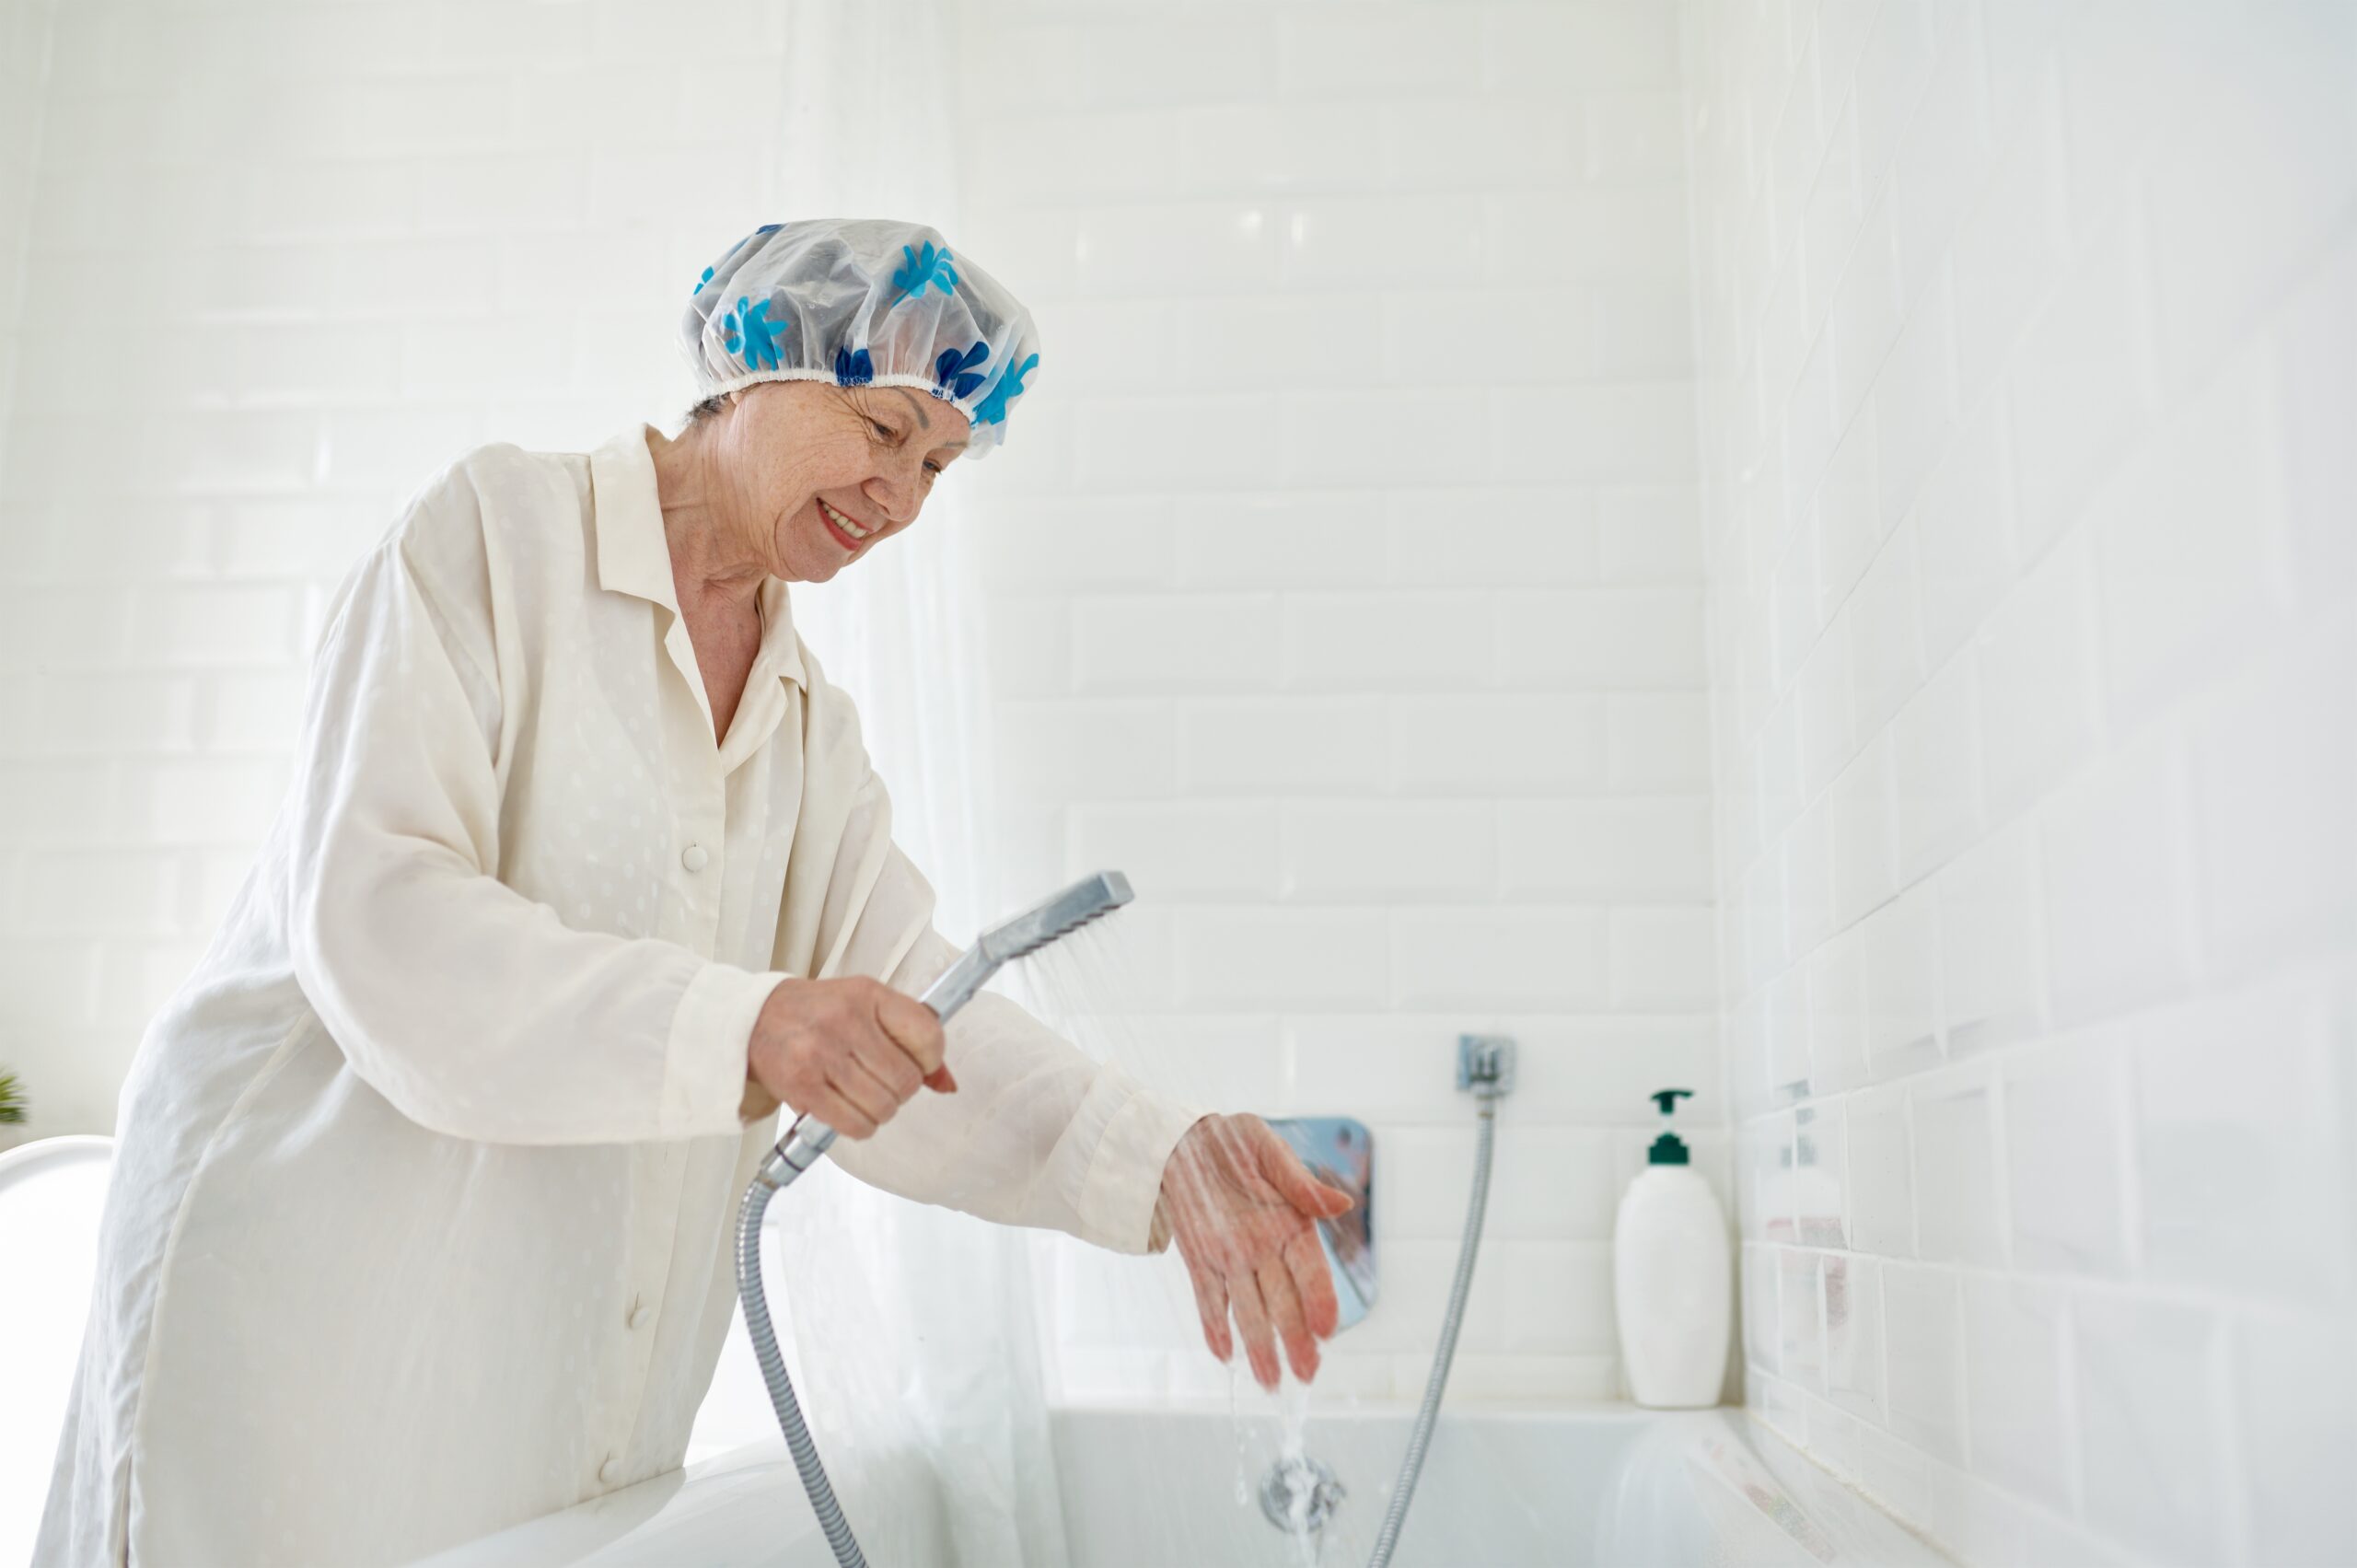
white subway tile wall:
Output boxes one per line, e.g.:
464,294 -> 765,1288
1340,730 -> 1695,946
0,0 -> 57,452
954,0 -> 1715,1406
1689,2 -> 2356,1566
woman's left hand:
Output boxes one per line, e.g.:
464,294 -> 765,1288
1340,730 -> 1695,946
1159,1113 -> 1356,1389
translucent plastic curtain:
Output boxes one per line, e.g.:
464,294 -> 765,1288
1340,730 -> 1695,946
685,3 -> 1072,1564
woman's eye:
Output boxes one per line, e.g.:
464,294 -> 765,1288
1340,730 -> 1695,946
871,419 -> 894,439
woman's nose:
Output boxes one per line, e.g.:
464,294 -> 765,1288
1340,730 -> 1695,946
865,470 -> 923,527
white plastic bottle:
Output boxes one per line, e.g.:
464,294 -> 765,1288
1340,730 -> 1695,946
1613,1088 -> 1731,1409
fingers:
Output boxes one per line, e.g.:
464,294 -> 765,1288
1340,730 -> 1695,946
1256,1128 -> 1355,1220
1258,1259 -> 1320,1384
749,976 -> 961,1140
819,1063 -> 891,1139
873,986 -> 950,1083
1283,1226 -> 1342,1342
807,1089 -> 877,1139
1183,1261 -> 1235,1365
850,1020 -> 924,1103
1226,1269 -> 1282,1391
840,1042 -> 915,1113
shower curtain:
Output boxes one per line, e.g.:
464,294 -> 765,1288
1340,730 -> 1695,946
684,3 -> 1074,1562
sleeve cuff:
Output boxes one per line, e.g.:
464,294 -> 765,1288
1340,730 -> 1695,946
1075,1077 -> 1211,1256
661,962 -> 789,1138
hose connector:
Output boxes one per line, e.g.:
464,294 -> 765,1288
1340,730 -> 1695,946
1457,1033 -> 1516,1100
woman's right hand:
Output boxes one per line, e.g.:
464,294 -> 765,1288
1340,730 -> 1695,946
737,976 -> 956,1135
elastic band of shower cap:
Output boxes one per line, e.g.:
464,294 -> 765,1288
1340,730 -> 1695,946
678,217 -> 1043,459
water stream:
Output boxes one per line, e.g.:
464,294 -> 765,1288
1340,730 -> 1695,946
1015,919 -> 1344,1561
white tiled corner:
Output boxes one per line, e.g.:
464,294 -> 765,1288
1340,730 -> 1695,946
1689,6 -> 2354,1563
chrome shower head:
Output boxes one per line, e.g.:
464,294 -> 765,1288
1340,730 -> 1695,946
922,870 -> 1131,1020
975,869 -> 1132,966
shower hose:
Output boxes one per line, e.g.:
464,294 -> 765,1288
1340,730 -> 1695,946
738,1099 -> 1500,1568
1365,1080 -> 1500,1568
737,980 -> 1501,1568
732,870 -> 1133,1568
737,1163 -> 867,1568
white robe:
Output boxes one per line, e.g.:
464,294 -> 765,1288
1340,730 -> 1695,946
35,426 -> 1204,1568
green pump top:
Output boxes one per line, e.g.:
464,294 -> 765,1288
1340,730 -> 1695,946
1647,1088 -> 1694,1166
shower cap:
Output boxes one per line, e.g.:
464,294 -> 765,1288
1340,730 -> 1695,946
678,217 -> 1042,459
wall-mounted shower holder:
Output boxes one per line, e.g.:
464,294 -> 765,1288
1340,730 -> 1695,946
1457,1033 -> 1515,1098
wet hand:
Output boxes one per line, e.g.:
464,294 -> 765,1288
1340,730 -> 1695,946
1159,1113 -> 1356,1390
739,976 -> 957,1135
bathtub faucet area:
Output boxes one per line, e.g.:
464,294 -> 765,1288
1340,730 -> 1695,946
1260,1033 -> 1516,1565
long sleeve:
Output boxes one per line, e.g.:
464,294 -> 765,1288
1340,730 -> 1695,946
786,753 -> 1209,1255
283,470 -> 784,1146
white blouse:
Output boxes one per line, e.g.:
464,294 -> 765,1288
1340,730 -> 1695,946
36,426 -> 1205,1568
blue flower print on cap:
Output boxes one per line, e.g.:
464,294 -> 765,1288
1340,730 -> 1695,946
833,345 -> 875,385
722,296 -> 785,371
970,351 -> 1037,427
889,240 -> 959,306
933,341 -> 990,400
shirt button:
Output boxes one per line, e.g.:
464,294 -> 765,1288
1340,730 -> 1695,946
598,1456 -> 623,1487
627,1301 -> 654,1330
680,843 -> 709,873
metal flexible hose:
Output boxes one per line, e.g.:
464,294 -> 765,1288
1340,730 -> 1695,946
728,872 -> 1136,1568
737,1172 -> 867,1568
1366,1093 -> 1498,1568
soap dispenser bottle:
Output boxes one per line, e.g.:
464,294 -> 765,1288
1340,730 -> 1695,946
1613,1088 -> 1731,1408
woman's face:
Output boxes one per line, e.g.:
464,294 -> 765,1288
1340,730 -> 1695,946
706,380 -> 971,583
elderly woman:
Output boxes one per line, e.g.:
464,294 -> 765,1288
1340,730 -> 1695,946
38,218 -> 1352,1568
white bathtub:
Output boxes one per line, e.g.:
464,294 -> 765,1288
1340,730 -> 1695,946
413,1401 -> 1955,1567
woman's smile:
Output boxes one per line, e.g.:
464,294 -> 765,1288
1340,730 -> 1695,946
816,495 -> 876,551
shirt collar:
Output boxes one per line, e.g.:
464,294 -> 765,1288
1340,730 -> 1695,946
588,424 -> 807,693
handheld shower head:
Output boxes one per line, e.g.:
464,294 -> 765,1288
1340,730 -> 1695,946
928,869 -> 1132,1018
754,870 -> 1134,1188
739,870 -> 1136,1568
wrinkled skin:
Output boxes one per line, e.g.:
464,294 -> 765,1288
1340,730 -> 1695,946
648,378 -> 968,590
1160,1113 -> 1356,1389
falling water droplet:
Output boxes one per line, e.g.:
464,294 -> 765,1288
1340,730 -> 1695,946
1230,1352 -> 1248,1506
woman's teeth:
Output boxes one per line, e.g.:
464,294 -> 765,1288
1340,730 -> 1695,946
819,499 -> 872,540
